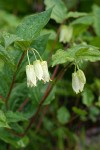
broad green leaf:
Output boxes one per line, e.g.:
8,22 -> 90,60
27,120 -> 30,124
71,15 -> 93,25
52,44 -> 100,66
16,8 -> 52,40
10,123 -> 24,133
90,37 -> 100,47
0,45 -> 15,69
1,32 -> 20,48
52,49 -> 74,66
92,5 -> 100,36
89,106 -> 100,122
1,32 -> 19,48
73,24 -> 88,37
6,111 -> 28,123
66,11 -> 87,19
57,106 -> 70,124
44,0 -> 67,23
15,40 -> 31,49
75,46 -> 100,62
16,136 -> 29,148
82,88 -> 94,106
0,59 -> 4,71
30,34 -> 50,55
72,107 -> 87,116
0,65 -> 13,97
0,128 -> 29,148
0,110 -> 10,128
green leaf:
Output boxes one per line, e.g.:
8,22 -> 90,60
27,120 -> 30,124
52,49 -> 74,66
73,24 -> 88,37
89,106 -> 100,122
16,136 -> 29,148
1,32 -> 20,48
75,45 -> 100,62
0,110 -> 10,128
57,106 -> 70,124
16,8 -> 52,40
92,5 -> 100,36
71,15 -> 93,25
0,128 -> 29,148
52,44 -> 100,66
30,34 -> 50,55
66,11 -> 87,19
5,111 -> 28,123
90,37 -> 100,47
0,45 -> 15,69
82,87 -> 94,106
44,0 -> 67,23
0,59 -> 4,71
72,107 -> 87,116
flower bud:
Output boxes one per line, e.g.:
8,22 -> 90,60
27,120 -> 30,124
72,69 -> 86,94
33,60 -> 43,80
26,65 -> 36,87
40,61 -> 50,83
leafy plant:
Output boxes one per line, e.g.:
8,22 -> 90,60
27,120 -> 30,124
0,0 -> 100,149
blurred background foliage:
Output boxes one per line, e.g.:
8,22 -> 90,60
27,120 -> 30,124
0,0 -> 100,150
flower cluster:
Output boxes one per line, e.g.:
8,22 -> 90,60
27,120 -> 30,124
72,69 -> 86,94
26,49 -> 50,87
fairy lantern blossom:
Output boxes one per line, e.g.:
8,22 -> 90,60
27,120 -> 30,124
40,61 -> 50,83
26,65 -> 36,87
59,25 -> 73,43
26,49 -> 51,88
72,69 -> 86,94
33,60 -> 43,81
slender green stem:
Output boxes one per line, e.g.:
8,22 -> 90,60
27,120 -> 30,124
27,50 -> 31,65
31,48 -> 43,61
31,49 -> 37,60
76,64 -> 79,70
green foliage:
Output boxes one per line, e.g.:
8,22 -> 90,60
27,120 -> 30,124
93,5 -> 100,36
16,8 -> 52,41
82,87 -> 94,106
44,0 -> 67,23
52,44 -> 100,66
57,106 -> 70,124
0,45 -> 15,69
0,111 -> 10,128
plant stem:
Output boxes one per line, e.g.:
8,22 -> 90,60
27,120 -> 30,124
5,51 -> 26,110
17,98 -> 29,112
24,65 -> 59,134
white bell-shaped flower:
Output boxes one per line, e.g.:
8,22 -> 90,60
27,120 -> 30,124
72,69 -> 86,94
40,61 -> 50,83
26,65 -> 36,87
59,25 -> 73,43
33,60 -> 43,80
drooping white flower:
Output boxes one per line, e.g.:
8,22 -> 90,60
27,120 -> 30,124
40,61 -> 50,83
59,25 -> 73,43
26,65 -> 36,87
33,60 -> 43,80
72,69 -> 86,94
